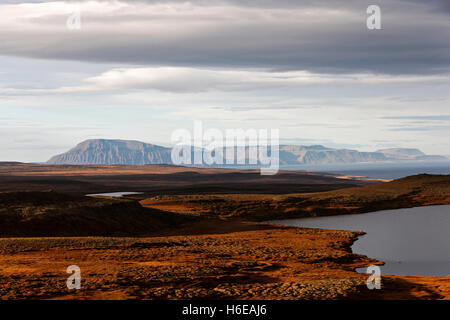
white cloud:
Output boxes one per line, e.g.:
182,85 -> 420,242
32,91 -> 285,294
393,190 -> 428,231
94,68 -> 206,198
83,68 -> 336,92
2,67 -> 450,95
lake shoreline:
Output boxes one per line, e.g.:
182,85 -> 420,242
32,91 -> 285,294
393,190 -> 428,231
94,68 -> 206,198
268,205 -> 450,277
2,216 -> 449,300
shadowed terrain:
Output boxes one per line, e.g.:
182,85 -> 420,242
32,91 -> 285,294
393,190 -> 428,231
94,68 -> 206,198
0,162 -> 373,196
142,174 -> 450,220
0,191 -> 194,237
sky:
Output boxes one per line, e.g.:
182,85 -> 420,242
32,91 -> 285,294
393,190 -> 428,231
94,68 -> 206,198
0,0 -> 449,162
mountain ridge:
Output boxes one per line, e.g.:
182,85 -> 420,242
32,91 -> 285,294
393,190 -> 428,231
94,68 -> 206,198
47,139 -> 448,166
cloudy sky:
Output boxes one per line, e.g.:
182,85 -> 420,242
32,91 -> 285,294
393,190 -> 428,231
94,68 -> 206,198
1,0 -> 449,162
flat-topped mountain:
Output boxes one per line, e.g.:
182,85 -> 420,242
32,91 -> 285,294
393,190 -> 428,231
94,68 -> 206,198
47,139 -> 172,165
47,139 -> 448,165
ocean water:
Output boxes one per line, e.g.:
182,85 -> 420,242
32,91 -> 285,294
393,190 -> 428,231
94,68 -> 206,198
281,161 -> 450,180
269,205 -> 450,276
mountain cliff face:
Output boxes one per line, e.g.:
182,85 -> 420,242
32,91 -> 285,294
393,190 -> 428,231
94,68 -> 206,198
47,139 -> 447,165
278,145 -> 388,164
376,148 -> 447,161
47,139 -> 172,165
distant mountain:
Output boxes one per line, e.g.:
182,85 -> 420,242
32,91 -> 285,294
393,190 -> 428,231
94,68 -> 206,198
47,139 -> 448,165
376,148 -> 424,159
376,148 -> 447,161
47,139 -> 172,165
278,145 -> 388,165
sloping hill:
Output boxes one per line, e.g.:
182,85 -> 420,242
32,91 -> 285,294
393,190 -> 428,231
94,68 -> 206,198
0,191 -> 192,237
142,174 -> 450,220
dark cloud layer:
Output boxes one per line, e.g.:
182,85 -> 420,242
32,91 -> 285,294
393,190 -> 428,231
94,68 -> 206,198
0,0 -> 449,75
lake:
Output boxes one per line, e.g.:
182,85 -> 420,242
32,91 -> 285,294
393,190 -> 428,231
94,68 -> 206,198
224,161 -> 450,180
86,192 -> 143,197
269,205 -> 450,276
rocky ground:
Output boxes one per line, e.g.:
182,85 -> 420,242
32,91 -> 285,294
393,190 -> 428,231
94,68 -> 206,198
0,224 -> 371,300
0,221 -> 449,300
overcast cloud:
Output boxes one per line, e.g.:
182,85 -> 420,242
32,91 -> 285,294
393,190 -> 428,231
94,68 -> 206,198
0,0 -> 449,74
0,0 -> 449,161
